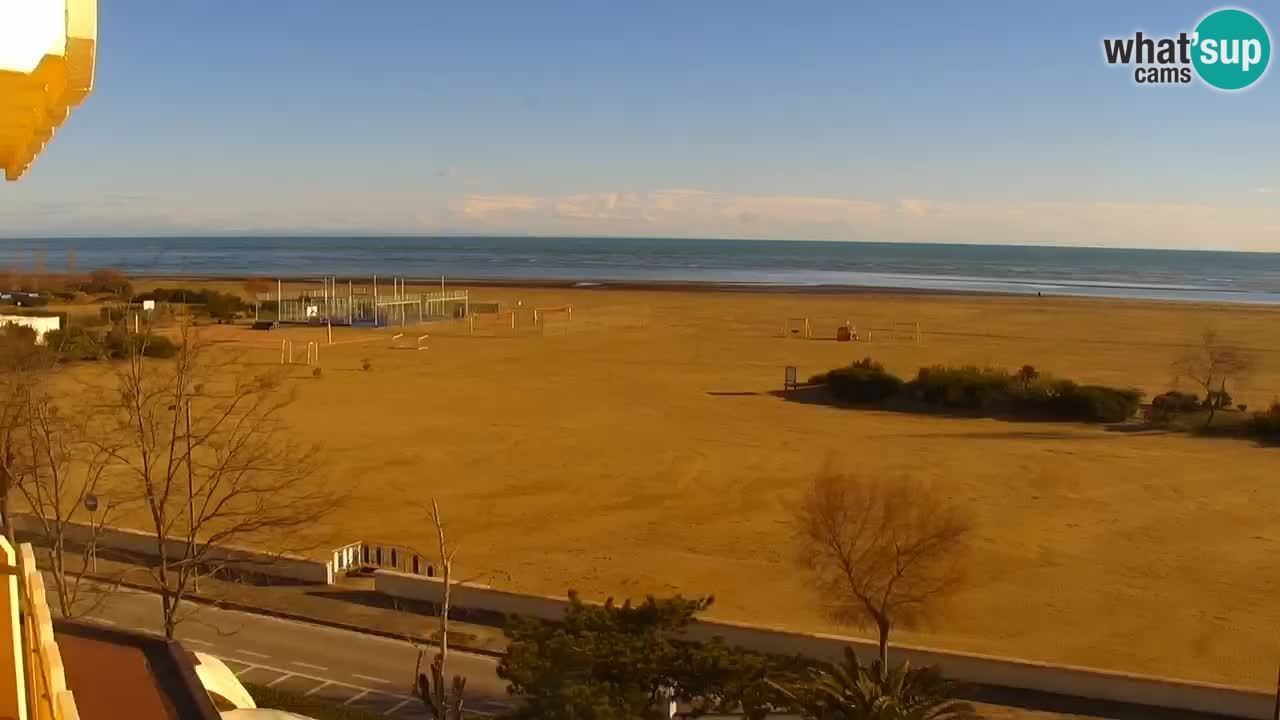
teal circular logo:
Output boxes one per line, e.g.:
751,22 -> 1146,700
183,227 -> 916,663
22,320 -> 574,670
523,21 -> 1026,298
1192,9 -> 1271,90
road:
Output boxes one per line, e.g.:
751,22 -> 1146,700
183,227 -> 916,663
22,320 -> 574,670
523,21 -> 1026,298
70,582 -> 514,718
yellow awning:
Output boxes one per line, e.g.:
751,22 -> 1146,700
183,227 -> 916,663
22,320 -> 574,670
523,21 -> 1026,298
0,0 -> 97,181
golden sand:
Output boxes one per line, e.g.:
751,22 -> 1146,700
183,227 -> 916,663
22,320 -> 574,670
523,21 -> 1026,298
89,282 -> 1280,686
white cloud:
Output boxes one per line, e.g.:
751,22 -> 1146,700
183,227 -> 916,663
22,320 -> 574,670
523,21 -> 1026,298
898,198 -> 930,218
437,190 -> 1280,251
4,184 -> 1278,251
453,194 -> 541,221
1256,187 -> 1274,194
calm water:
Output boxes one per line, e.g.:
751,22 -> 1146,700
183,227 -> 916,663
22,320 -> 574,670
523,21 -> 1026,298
3,236 -> 1279,304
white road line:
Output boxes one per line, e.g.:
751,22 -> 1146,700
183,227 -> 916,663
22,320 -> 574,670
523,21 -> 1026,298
384,698 -> 412,716
303,681 -> 332,697
265,673 -> 294,688
92,618 -> 117,626
352,673 -> 391,685
344,689 -> 370,706
290,661 -> 328,672
208,656 -> 453,709
234,649 -> 270,659
180,637 -> 214,647
230,664 -> 259,677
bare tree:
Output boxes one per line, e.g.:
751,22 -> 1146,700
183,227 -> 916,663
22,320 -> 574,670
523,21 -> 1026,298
415,499 -> 467,720
0,327 -> 56,542
11,373 -> 121,617
100,324 -> 335,638
794,468 -> 973,674
1173,327 -> 1254,428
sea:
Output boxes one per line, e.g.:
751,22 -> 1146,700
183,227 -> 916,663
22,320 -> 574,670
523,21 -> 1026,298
3,236 -> 1280,305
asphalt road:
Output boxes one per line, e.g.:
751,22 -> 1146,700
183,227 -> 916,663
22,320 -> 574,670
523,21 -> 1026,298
69,582 -> 515,718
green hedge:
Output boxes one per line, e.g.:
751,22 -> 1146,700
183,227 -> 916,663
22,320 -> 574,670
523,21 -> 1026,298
132,287 -> 247,320
1254,401 -> 1280,442
807,360 -> 1142,424
812,358 -> 904,404
44,327 -> 178,361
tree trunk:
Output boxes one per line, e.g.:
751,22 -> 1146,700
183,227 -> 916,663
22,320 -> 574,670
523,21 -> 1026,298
52,538 -> 71,617
158,561 -> 178,639
877,617 -> 891,677
0,480 -> 12,545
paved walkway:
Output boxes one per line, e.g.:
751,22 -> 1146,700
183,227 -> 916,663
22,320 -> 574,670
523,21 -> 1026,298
57,549 -> 508,655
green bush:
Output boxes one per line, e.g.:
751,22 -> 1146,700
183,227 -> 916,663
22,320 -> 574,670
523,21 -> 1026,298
1153,390 -> 1200,414
77,268 -> 133,296
44,326 -> 104,360
1253,401 -> 1280,442
100,328 -> 179,360
905,366 -> 1139,422
907,365 -> 1014,412
133,287 -> 247,320
821,358 -> 904,404
807,360 -> 1141,423
1048,384 -> 1142,423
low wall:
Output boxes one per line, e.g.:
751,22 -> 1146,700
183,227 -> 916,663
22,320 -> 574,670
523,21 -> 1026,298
12,515 -> 332,585
374,570 -> 1273,719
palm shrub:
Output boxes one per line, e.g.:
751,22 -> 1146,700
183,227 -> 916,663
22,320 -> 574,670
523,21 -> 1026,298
775,647 -> 978,720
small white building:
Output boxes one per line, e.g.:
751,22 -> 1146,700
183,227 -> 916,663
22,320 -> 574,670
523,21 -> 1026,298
0,314 -> 61,344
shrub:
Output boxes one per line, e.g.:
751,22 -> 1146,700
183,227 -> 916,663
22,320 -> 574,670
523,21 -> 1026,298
133,287 -> 247,320
0,325 -> 39,366
361,358 -> 372,372
312,367 -> 323,379
1252,401 -> 1280,442
907,365 -> 1014,412
1056,385 -> 1142,423
1205,389 -> 1234,409
1016,364 -> 1039,387
822,358 -> 903,404
45,326 -> 103,360
140,334 -> 179,358
102,328 -> 178,359
79,268 -> 133,296
1153,390 -> 1200,414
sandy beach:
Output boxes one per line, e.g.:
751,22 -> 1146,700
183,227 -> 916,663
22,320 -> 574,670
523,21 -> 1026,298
64,280 -> 1280,687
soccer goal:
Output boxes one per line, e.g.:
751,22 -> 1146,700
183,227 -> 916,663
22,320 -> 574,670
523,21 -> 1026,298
782,317 -> 812,339
868,321 -> 921,344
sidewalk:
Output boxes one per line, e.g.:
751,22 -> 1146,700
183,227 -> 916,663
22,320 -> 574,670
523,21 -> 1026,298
43,550 -> 509,656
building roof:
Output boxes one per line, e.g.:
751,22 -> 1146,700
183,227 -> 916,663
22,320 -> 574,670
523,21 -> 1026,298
53,619 -> 222,720
0,0 -> 97,180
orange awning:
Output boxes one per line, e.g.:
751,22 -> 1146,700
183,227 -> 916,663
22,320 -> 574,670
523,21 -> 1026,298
0,0 -> 97,181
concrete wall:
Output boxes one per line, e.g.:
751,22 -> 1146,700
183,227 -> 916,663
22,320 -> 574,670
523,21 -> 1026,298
374,570 -> 1274,719
13,515 -> 332,585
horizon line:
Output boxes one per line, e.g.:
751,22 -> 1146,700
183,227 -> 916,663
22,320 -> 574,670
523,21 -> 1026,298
1,233 -> 1278,256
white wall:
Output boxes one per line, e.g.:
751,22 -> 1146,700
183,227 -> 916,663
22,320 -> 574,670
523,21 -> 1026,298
374,570 -> 1274,719
12,515 -> 332,585
0,315 -> 61,344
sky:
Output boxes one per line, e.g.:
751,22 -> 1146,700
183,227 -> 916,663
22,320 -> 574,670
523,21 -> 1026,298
1,0 -> 1278,250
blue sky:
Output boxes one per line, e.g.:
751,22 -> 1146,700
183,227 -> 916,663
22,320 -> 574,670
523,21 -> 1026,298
1,0 -> 1277,249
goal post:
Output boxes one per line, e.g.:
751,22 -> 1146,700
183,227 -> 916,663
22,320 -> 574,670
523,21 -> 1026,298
782,317 -> 811,339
